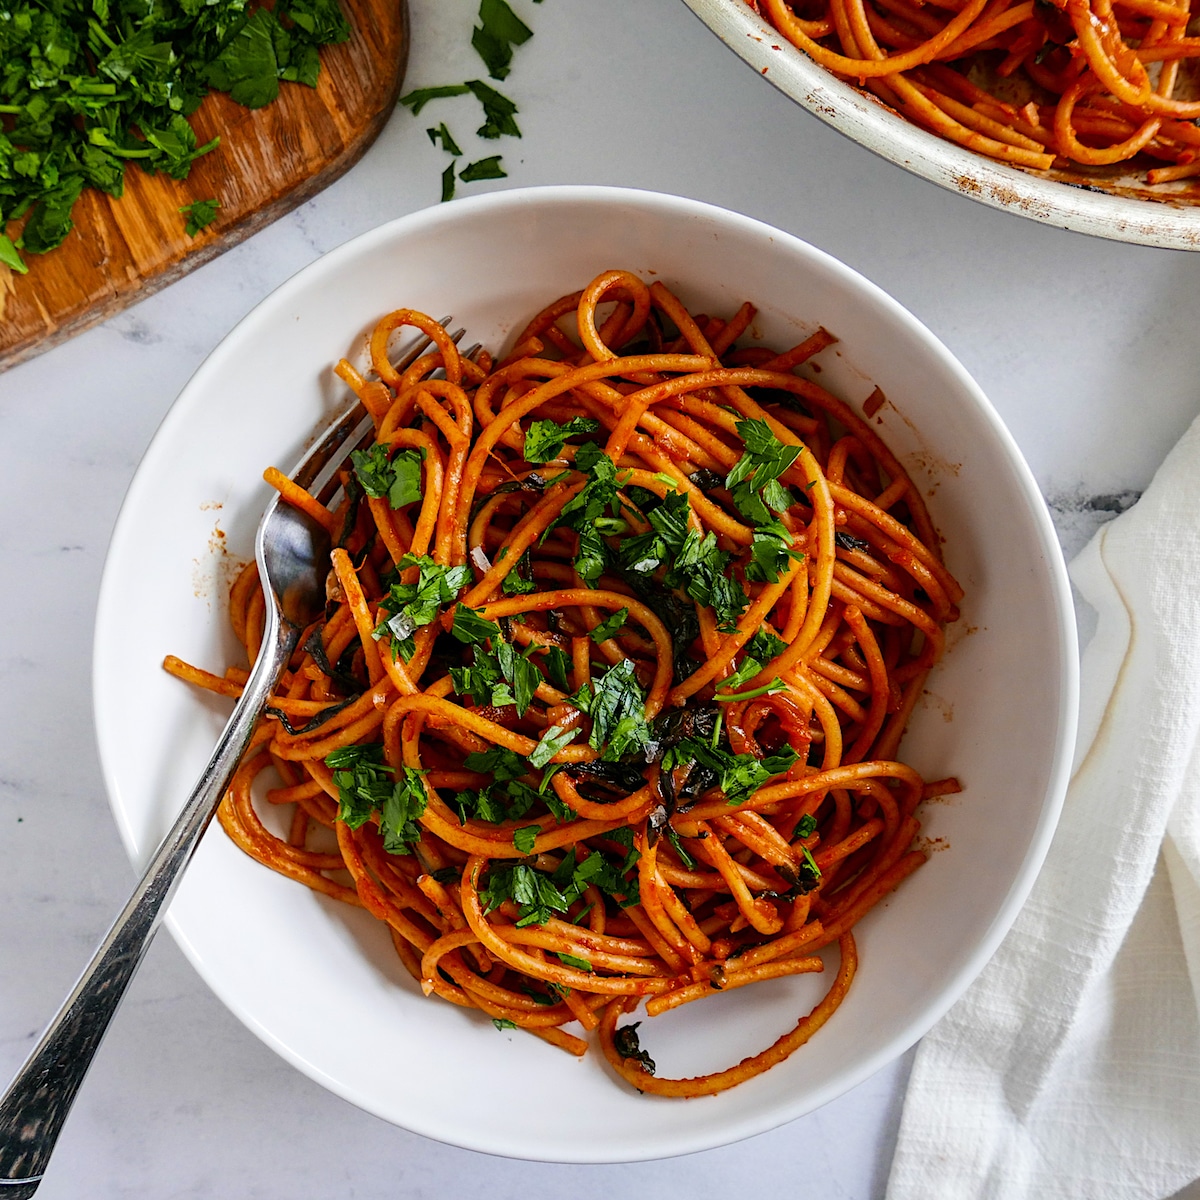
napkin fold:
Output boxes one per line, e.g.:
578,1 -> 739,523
887,412 -> 1200,1200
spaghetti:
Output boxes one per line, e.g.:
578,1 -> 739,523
166,270 -> 962,1096
755,0 -> 1200,183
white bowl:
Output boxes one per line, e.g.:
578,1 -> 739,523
94,185 -> 1077,1162
681,0 -> 1200,251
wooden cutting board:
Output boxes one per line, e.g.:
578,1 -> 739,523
0,0 -> 409,372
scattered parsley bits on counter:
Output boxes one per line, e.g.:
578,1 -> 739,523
397,0 -> 538,201
0,0 -> 351,271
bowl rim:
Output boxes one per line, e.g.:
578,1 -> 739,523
679,0 -> 1200,251
93,184 -> 1080,1160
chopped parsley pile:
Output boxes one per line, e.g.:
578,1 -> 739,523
318,408 -> 817,937
0,0 -> 350,273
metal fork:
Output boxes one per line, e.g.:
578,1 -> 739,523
0,322 -> 458,1197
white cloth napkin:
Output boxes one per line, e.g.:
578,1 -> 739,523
887,412 -> 1200,1200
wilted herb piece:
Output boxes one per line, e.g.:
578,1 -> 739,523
472,0 -> 533,80
613,1023 -> 656,1074
180,198 -> 220,237
492,1017 -> 517,1030
835,531 -> 871,552
662,736 -> 798,808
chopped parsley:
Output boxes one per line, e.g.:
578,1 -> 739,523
351,444 -> 425,509
530,723 -> 579,768
0,0 -> 350,269
472,0 -> 533,80
589,607 -> 628,644
662,737 -> 798,808
375,555 -> 471,657
726,419 -> 801,522
570,658 -> 652,762
458,154 -> 507,183
180,198 -> 220,237
481,842 -> 639,927
325,743 -> 427,854
523,416 -> 601,464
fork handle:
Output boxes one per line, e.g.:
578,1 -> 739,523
0,617 -> 298,1197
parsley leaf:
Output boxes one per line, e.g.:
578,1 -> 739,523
376,555 -> 472,655
472,0 -> 533,80
726,419 -> 802,520
325,744 -> 427,854
590,607 -> 628,644
530,723 -> 579,768
458,154 -> 507,183
571,658 -> 651,761
466,79 -> 521,138
544,646 -> 572,692
398,83 -> 472,115
523,417 -> 600,464
450,604 -> 502,645
512,823 -> 540,854
426,122 -> 462,155
180,198 -> 220,237
665,528 -> 748,633
351,444 -> 425,509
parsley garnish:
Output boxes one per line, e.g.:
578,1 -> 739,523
523,417 -> 601,464
613,1023 -> 656,1074
325,744 -> 427,854
662,737 -> 798,807
375,555 -> 471,656
530,723 -> 579,768
589,607 -> 628,644
450,604 -> 502,645
458,154 -> 507,183
426,123 -> 462,155
570,658 -> 651,762
726,419 -> 801,521
351,444 -> 424,509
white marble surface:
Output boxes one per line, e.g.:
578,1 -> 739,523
3,0 -> 1200,1196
